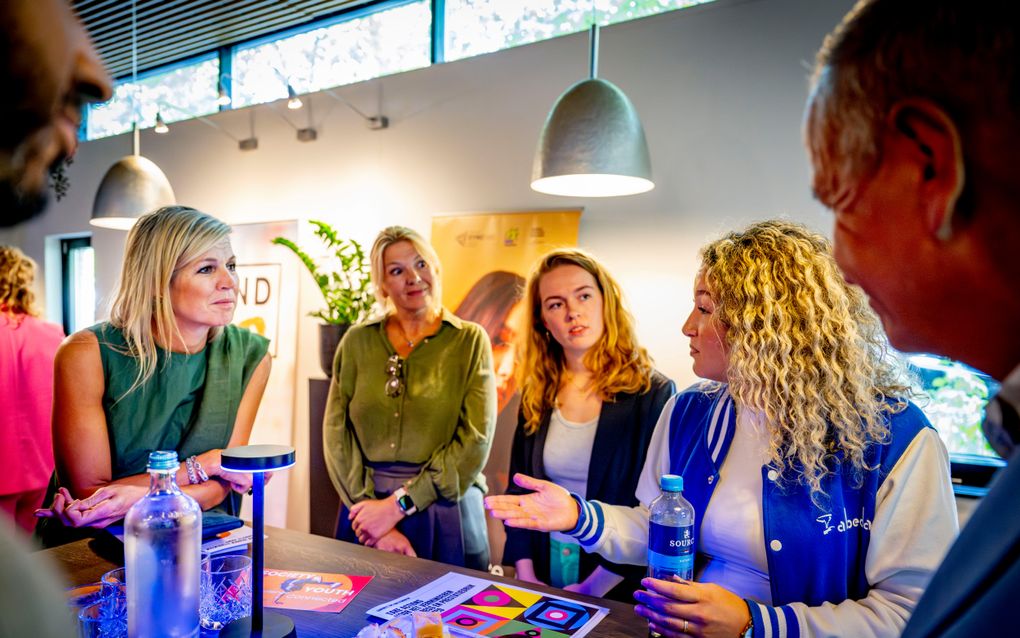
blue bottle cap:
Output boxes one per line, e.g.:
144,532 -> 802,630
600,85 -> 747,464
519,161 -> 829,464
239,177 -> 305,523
147,450 -> 179,471
660,474 -> 683,492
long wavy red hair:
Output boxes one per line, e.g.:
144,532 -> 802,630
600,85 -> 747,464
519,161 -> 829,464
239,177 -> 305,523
517,248 -> 653,435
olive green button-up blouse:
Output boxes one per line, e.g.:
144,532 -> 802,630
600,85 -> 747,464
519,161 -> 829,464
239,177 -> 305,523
323,309 -> 497,512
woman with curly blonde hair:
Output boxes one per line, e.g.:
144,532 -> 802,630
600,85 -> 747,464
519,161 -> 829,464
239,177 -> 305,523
0,246 -> 64,532
489,221 -> 957,638
502,248 -> 673,601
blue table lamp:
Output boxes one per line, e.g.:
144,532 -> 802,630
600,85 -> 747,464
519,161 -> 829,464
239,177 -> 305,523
219,444 -> 297,638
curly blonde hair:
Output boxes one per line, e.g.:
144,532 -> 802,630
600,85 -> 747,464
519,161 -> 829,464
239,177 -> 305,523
0,245 -> 39,317
700,220 -> 913,502
518,248 -> 653,435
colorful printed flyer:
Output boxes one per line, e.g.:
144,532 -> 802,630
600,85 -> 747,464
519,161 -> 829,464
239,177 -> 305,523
263,568 -> 372,613
366,572 -> 608,637
202,526 -> 255,554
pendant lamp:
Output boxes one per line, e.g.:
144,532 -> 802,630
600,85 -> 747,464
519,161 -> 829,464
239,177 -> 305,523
90,1 -> 175,230
531,23 -> 653,197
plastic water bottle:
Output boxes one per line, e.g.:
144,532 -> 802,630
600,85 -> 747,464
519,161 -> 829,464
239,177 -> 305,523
125,451 -> 202,637
647,474 -> 695,638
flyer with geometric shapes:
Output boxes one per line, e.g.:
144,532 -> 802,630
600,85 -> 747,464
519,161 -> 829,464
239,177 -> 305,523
263,568 -> 372,613
366,572 -> 608,637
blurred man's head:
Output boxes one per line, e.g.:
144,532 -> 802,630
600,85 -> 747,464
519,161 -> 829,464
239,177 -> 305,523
806,0 -> 1020,379
0,0 -> 111,226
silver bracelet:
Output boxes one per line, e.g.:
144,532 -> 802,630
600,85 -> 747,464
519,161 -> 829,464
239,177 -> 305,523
184,457 -> 199,485
193,457 -> 209,482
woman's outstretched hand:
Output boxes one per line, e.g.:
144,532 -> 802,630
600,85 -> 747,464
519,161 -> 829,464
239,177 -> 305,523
484,473 -> 579,532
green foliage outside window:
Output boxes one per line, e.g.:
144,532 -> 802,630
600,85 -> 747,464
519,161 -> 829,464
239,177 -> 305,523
231,1 -> 431,108
84,0 -> 716,140
86,57 -> 219,140
910,355 -> 999,458
445,0 -> 714,61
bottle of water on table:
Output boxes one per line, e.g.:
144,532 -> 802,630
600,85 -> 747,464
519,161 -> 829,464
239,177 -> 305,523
647,474 -> 695,638
125,450 -> 202,638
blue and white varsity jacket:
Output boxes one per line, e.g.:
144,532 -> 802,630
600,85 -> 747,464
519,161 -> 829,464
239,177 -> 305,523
568,385 -> 958,638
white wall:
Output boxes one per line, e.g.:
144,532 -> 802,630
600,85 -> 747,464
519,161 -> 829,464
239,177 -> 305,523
0,0 -> 855,531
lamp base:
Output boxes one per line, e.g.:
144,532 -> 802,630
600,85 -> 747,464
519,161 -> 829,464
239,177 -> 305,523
218,611 -> 297,637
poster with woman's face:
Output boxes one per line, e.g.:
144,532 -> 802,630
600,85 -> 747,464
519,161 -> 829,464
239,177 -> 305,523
432,210 -> 581,563
451,269 -> 527,413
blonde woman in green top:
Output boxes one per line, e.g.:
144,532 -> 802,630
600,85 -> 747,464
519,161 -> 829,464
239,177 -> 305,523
36,206 -> 271,537
324,226 -> 497,569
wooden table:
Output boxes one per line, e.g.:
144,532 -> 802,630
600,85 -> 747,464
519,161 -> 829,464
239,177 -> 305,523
41,526 -> 647,637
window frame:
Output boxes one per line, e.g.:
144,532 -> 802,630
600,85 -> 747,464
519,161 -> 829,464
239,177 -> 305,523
82,0 -> 710,141
227,0 -> 432,109
85,50 -> 221,140
60,235 -> 93,336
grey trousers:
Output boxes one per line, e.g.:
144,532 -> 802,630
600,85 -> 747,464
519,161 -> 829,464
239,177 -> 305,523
335,462 -> 489,571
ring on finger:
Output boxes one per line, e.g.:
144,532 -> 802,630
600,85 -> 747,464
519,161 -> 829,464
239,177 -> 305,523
683,619 -> 688,634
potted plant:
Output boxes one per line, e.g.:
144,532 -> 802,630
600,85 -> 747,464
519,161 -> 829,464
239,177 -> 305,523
272,221 -> 375,376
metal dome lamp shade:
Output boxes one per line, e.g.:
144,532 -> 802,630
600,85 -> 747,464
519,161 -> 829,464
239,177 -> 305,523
90,151 -> 175,229
531,23 -> 653,197
90,1 -> 175,230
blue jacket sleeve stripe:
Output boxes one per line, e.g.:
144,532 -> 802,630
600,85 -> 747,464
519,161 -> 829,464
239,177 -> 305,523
567,494 -> 606,547
747,600 -> 768,637
747,601 -> 796,638
710,398 -> 733,462
766,604 -> 783,637
705,390 -> 728,453
569,493 -> 593,538
578,501 -> 605,548
779,605 -> 799,638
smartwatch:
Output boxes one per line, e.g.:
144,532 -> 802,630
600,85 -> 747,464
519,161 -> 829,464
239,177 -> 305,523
393,487 -> 417,516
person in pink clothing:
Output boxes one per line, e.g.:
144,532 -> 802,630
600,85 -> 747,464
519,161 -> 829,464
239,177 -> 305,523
0,246 -> 64,533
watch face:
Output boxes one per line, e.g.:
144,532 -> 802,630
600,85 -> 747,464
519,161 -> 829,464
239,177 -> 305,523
397,494 -> 414,513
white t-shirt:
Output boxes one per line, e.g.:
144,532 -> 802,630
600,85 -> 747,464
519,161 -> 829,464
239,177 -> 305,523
698,408 -> 772,602
545,407 -> 599,544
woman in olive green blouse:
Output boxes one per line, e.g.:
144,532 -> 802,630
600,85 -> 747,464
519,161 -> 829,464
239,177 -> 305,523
36,206 -> 271,539
324,226 -> 497,569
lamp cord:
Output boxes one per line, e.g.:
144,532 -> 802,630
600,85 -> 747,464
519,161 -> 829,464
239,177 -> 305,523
131,0 -> 140,155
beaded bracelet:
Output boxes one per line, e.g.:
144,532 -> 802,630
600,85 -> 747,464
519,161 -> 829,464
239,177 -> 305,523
192,457 -> 209,482
184,456 -> 199,485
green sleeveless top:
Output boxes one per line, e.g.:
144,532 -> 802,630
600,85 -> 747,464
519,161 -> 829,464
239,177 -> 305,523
89,322 -> 269,479
38,323 -> 269,546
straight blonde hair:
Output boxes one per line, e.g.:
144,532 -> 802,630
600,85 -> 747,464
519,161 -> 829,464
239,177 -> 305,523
369,226 -> 443,319
109,206 -> 231,397
518,248 -> 653,435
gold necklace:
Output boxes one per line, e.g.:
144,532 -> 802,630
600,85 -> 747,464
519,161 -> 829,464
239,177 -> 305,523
391,318 -> 426,349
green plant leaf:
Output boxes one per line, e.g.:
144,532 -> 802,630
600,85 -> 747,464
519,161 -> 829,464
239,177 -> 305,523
272,222 -> 375,325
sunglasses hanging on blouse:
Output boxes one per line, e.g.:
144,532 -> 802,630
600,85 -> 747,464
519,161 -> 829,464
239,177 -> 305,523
385,354 -> 404,398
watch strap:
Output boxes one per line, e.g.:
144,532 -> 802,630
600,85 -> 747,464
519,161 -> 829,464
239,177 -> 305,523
393,487 -> 417,516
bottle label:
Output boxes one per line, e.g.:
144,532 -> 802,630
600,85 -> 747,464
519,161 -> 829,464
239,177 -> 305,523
647,522 -> 694,578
